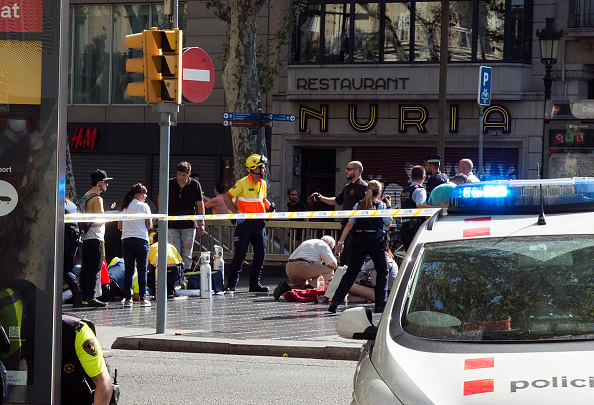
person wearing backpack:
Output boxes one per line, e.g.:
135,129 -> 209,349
79,170 -> 112,308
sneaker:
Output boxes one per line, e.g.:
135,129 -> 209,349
82,299 -> 107,308
123,300 -> 132,308
139,300 -> 151,307
273,281 -> 292,300
249,284 -> 269,293
224,286 -> 236,292
346,294 -> 367,303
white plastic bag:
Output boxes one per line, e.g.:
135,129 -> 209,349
324,265 -> 347,300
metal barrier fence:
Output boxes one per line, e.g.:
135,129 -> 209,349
194,220 -> 343,263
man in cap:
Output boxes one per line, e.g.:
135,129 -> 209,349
79,169 -> 112,308
423,154 -> 449,196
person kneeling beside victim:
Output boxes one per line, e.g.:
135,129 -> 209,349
274,236 -> 337,299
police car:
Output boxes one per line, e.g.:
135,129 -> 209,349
336,178 -> 594,405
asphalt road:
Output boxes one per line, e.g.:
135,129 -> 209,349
104,348 -> 356,404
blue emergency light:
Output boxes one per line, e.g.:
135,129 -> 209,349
447,178 -> 594,214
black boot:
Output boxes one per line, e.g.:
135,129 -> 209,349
72,285 -> 83,308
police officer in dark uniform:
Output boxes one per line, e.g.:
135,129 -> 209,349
311,161 -> 367,266
423,154 -> 449,196
330,180 -> 392,313
61,313 -> 115,405
400,165 -> 427,250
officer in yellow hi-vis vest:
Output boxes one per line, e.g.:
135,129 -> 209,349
223,154 -> 274,292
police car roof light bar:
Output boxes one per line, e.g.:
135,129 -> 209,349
447,178 -> 594,215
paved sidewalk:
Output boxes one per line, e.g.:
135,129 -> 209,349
68,278 -> 380,361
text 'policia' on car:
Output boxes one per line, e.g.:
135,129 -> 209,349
336,178 -> 594,405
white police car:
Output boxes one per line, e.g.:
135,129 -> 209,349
336,178 -> 594,405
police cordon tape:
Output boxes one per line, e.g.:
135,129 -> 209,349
64,208 -> 442,223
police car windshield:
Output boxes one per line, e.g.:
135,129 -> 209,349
401,235 -> 594,342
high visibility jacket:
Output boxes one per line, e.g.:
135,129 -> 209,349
227,174 -> 270,214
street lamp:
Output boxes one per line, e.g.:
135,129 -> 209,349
536,18 -> 563,100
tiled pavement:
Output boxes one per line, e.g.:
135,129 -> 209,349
69,277 -> 381,360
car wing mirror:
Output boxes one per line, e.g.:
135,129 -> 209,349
336,307 -> 377,340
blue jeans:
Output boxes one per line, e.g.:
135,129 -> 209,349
122,237 -> 149,301
227,220 -> 266,289
168,227 -> 196,270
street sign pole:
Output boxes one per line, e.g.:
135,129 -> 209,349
156,0 -> 179,335
256,101 -> 263,155
479,105 -> 484,178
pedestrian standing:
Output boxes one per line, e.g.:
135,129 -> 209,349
64,198 -> 83,307
224,154 -> 273,292
423,154 -> 448,196
458,159 -> 480,183
80,169 -> 112,308
118,183 -> 152,307
329,180 -> 392,314
286,187 -> 307,212
204,183 -> 228,215
168,161 -> 206,275
399,165 -> 427,250
310,161 -> 367,266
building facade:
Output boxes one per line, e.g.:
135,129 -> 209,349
66,1 -> 594,209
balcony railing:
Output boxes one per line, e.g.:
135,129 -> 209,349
570,0 -> 593,28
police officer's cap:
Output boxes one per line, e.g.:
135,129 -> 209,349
423,154 -> 442,164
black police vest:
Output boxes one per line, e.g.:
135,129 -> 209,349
426,173 -> 448,195
400,184 -> 424,209
61,314 -> 95,405
354,200 -> 384,233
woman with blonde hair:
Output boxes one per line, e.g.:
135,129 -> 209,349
329,180 -> 392,313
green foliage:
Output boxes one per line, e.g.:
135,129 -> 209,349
206,0 -> 307,95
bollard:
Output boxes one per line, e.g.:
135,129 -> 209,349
213,245 -> 224,292
200,251 -> 212,299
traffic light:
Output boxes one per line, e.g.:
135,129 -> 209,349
125,27 -> 183,104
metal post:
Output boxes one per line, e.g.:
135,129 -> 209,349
478,106 -> 484,177
436,0 -> 449,166
255,100 -> 263,155
155,103 -> 179,334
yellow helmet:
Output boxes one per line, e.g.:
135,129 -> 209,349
245,154 -> 268,170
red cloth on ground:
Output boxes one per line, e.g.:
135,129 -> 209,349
283,288 -> 325,302
100,258 -> 109,284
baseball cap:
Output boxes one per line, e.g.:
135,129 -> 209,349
90,169 -> 113,185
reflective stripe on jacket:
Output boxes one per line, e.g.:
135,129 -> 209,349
227,174 -> 269,213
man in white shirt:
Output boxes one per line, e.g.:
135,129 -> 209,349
274,236 -> 337,299
458,159 -> 480,183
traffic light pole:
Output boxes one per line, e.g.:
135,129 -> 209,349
155,103 -> 178,334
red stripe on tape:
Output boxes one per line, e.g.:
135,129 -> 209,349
463,227 -> 490,238
464,357 -> 494,370
464,217 -> 491,223
464,379 -> 494,396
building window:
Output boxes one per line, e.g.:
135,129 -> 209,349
292,0 -> 531,64
69,3 -> 187,105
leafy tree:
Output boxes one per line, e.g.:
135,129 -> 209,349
205,0 -> 305,182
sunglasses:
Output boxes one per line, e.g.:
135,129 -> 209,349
346,167 -> 355,171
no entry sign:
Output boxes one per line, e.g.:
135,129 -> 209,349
182,47 -> 214,103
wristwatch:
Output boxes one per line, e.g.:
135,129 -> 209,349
337,241 -> 344,246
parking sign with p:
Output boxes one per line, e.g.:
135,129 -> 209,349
478,66 -> 492,106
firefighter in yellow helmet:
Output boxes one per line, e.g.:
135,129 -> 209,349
223,154 -> 274,292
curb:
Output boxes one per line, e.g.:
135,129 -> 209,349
112,335 -> 362,361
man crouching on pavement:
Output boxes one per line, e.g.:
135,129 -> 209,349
274,236 -> 337,299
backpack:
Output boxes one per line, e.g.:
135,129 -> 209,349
75,193 -> 99,234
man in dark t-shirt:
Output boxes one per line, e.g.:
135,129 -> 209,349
168,161 -> 205,273
311,160 -> 368,266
